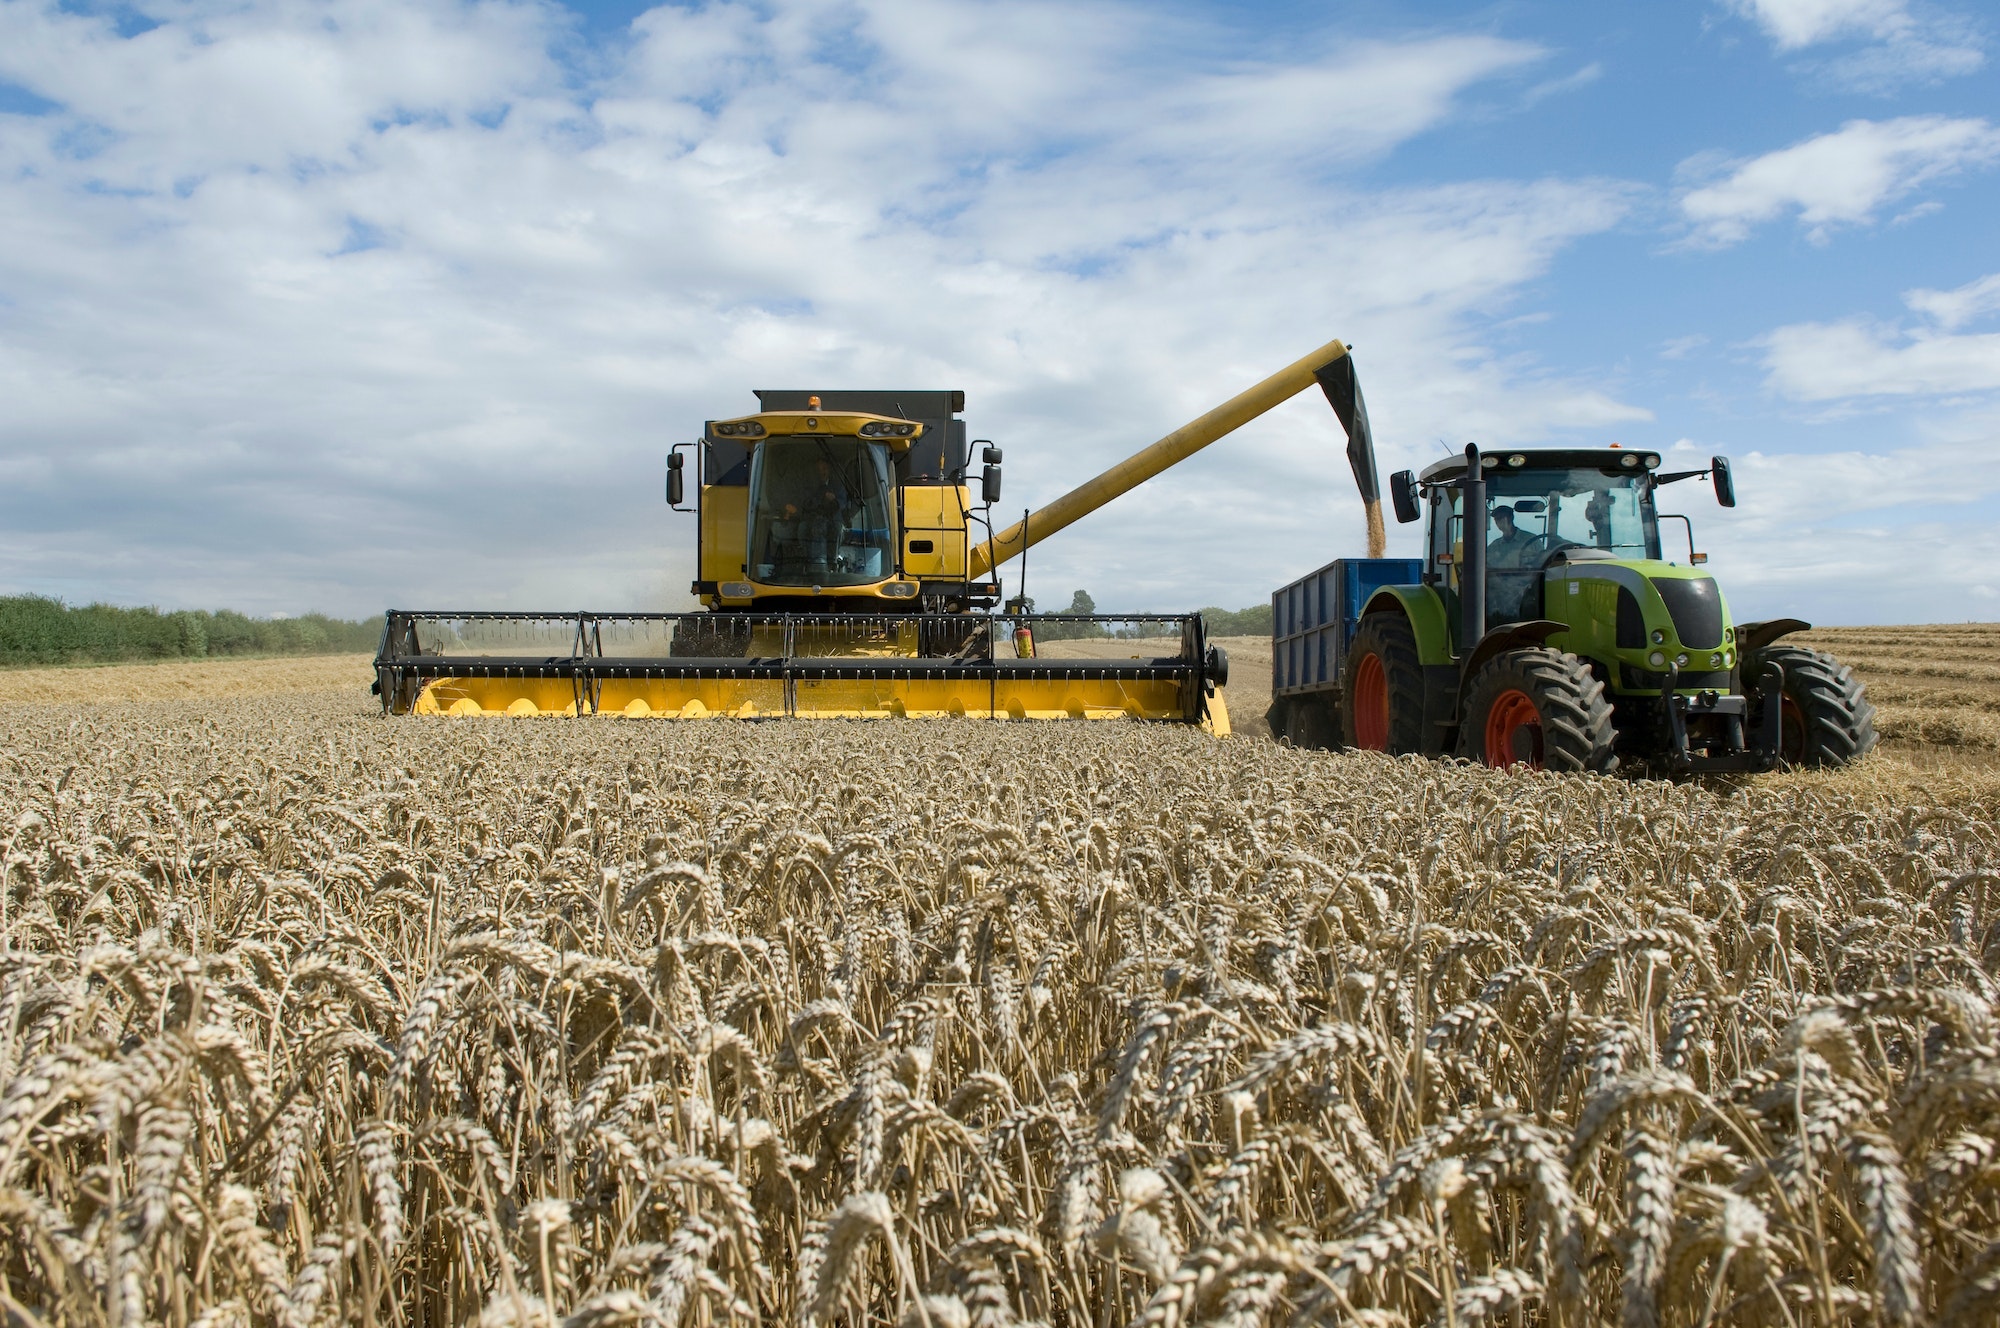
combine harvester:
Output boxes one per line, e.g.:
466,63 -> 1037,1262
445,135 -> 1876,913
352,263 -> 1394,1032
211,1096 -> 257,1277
375,337 -> 1385,730
1268,442 -> 1877,773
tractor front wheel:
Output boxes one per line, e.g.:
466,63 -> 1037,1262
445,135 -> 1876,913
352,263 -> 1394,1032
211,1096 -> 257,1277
1750,645 -> 1877,767
1457,648 -> 1617,774
1342,613 -> 1427,755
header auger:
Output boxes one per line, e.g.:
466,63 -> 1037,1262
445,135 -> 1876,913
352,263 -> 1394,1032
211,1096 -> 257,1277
376,336 -> 1380,727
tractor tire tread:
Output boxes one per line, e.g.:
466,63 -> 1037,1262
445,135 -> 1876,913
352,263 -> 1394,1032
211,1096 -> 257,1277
1754,645 -> 1878,768
1458,647 -> 1618,774
1343,613 -> 1427,755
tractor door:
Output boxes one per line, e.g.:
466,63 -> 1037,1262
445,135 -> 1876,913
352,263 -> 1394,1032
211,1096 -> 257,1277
1426,486 -> 1465,652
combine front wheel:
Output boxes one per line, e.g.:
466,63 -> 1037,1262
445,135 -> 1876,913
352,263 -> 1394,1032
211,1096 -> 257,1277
1458,649 -> 1616,774
1751,645 -> 1877,767
1342,614 -> 1426,755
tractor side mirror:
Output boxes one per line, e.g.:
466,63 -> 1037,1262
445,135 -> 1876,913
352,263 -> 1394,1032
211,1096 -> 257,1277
980,443 -> 1002,465
666,452 -> 685,507
981,464 -> 1002,505
1711,455 -> 1735,508
1390,470 -> 1421,524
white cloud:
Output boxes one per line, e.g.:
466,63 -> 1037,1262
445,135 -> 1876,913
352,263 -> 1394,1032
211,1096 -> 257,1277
1659,419 -> 2000,624
1759,319 -> 2000,399
1722,0 -> 1984,90
0,0 -> 1644,619
1676,116 -> 2000,247
1905,271 -> 2000,330
1728,0 -> 1914,49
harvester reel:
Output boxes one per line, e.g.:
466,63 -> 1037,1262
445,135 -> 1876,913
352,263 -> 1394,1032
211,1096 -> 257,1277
1747,645 -> 1878,768
1457,648 -> 1617,774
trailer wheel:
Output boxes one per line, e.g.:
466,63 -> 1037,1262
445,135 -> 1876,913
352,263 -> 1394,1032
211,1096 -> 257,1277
1342,614 -> 1426,755
1458,648 -> 1616,774
1749,645 -> 1877,768
1284,696 -> 1337,750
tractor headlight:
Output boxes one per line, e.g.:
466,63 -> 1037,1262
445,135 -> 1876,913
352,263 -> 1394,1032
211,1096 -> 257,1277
1675,652 -> 1689,667
1724,649 -> 1735,666
711,421 -> 767,438
720,581 -> 755,600
1710,652 -> 1724,668
1648,650 -> 1667,667
1621,454 -> 1640,468
1507,453 -> 1526,466
879,582 -> 918,598
1650,628 -> 1666,645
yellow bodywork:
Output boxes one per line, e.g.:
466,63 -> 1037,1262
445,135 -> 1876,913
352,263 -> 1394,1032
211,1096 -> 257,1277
409,674 -> 1229,732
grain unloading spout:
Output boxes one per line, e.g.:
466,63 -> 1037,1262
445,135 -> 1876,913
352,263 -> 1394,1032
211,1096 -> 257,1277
969,335 -> 1377,577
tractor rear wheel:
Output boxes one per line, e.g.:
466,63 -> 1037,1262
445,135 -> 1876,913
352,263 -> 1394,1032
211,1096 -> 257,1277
1342,613 -> 1426,755
1458,648 -> 1617,774
1750,645 -> 1877,767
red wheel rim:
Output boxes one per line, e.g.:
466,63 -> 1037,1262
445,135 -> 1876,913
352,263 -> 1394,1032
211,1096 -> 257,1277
1483,689 -> 1543,769
1352,653 -> 1389,751
1780,694 -> 1806,763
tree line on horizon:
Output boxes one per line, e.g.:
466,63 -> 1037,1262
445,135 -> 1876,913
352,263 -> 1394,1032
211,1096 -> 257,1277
0,595 -> 380,667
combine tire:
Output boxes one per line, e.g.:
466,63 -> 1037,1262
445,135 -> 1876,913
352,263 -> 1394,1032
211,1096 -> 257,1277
1342,613 -> 1426,755
1458,648 -> 1616,774
1750,645 -> 1877,768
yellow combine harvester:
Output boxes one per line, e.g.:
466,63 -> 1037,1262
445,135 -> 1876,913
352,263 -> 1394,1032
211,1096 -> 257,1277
374,335 -> 1382,727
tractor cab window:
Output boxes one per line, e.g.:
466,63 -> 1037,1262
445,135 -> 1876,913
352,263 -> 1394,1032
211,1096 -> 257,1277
1486,468 -> 1660,565
747,439 -> 896,586
1478,466 -> 1661,628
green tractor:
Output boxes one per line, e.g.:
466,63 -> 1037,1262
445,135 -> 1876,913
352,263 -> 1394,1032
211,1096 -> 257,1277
1268,444 -> 1877,774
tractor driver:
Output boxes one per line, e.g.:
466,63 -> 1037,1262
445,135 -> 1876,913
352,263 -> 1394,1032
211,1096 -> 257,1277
1487,505 -> 1540,569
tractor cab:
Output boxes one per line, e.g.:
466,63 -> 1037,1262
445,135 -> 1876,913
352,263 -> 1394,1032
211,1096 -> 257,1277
1409,448 -> 1689,643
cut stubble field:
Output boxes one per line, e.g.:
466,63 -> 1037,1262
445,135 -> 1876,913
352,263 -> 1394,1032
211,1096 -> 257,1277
0,627 -> 1994,1328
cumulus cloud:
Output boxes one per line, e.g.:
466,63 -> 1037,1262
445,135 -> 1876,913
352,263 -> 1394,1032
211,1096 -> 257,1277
0,0 -> 1648,618
1676,116 -> 2000,247
1905,271 -> 2000,330
1660,420 -> 2000,624
1755,270 -> 2000,401
1722,0 -> 1984,91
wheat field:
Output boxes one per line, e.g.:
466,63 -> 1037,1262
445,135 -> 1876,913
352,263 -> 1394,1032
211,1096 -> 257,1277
0,630 -> 1994,1328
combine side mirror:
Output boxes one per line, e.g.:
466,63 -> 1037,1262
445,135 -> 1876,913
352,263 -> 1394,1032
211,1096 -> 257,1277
1390,470 -> 1421,524
666,452 -> 685,507
980,443 -> 1002,465
1711,455 -> 1735,508
981,464 -> 1003,505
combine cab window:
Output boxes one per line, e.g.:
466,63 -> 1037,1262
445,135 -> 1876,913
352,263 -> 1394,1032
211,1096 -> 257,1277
747,439 -> 897,586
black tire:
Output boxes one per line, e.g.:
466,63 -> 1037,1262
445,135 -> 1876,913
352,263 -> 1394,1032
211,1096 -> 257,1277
1748,645 -> 1877,768
1457,648 -> 1617,774
1285,695 -> 1337,750
1342,613 -> 1427,755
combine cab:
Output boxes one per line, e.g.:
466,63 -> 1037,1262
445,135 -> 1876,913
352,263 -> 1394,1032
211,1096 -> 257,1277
376,337 -> 1369,727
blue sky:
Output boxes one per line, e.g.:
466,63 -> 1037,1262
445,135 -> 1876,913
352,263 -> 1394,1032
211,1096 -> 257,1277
0,0 -> 1996,624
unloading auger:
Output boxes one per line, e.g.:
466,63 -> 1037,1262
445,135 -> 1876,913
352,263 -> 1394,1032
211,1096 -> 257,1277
374,336 -> 1380,726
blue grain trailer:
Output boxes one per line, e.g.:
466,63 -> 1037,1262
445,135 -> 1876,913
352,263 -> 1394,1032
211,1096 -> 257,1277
1268,557 -> 1424,747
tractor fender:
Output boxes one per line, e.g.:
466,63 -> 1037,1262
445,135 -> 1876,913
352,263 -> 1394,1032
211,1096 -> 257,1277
1736,618 -> 1811,655
1461,620 -> 1569,684
1361,585 -> 1453,666
1359,585 -> 1458,755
